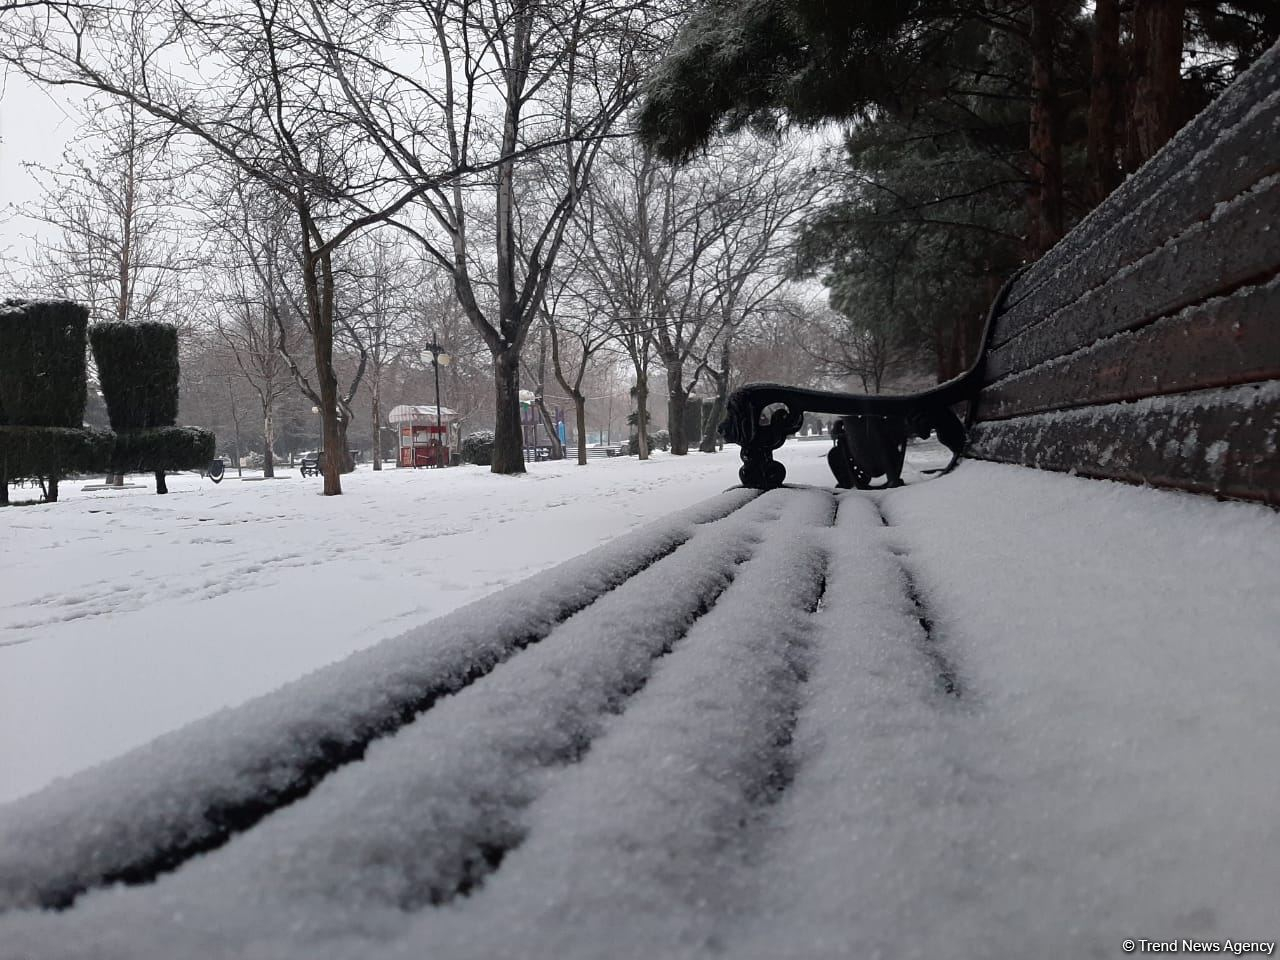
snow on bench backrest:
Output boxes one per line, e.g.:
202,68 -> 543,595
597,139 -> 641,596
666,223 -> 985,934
970,41 -> 1280,506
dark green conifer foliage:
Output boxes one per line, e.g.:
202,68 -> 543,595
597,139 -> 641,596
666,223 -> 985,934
0,426 -> 115,478
462,430 -> 495,466
0,300 -> 89,427
0,300 -> 108,503
642,1 -> 1276,380
89,321 -> 214,494
89,323 -> 180,431
109,427 -> 215,474
638,1 -> 961,163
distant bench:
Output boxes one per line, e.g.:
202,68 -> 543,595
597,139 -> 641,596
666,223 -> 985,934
299,451 -> 359,477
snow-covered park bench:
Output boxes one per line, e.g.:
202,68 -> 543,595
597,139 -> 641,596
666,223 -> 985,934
1,47 -> 1278,960
725,58 -> 1278,503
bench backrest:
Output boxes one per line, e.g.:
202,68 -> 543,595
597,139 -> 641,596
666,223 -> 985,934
968,43 -> 1280,506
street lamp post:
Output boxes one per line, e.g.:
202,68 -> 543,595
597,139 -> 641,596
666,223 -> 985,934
423,339 -> 452,467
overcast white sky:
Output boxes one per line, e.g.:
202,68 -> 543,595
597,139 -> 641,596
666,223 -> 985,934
0,68 -> 84,266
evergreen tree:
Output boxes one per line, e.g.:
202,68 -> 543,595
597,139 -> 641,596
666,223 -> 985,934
644,1 -> 1276,379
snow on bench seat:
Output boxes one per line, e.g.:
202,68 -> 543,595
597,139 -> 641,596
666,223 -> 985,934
0,463 -> 1276,959
730,464 -> 1280,959
0,489 -> 758,912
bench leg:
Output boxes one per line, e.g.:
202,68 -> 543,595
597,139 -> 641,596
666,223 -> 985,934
739,448 -> 786,490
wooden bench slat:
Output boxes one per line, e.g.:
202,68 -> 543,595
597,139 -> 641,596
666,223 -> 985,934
969,382 -> 1280,505
985,172 -> 1280,383
996,45 -> 1280,338
0,488 -> 760,912
976,276 -> 1280,421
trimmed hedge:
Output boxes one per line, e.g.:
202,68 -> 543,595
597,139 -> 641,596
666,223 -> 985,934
462,430 -> 495,466
0,300 -> 89,427
0,425 -> 114,479
110,427 -> 215,474
90,322 -> 179,431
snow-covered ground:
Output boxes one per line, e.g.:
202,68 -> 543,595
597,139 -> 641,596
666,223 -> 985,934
2,441 -> 1278,959
0,445 -> 830,805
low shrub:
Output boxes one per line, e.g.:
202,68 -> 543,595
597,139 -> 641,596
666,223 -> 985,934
462,430 -> 495,466
0,425 -> 114,478
627,432 -> 658,455
0,426 -> 115,502
110,427 -> 215,474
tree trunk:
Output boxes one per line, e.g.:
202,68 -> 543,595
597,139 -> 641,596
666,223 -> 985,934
1088,0 -> 1123,205
154,470 -> 168,495
1128,0 -> 1186,168
665,357 -> 690,456
1,458 -> 8,505
1028,0 -> 1065,258
226,378 -> 244,479
701,340 -> 732,454
533,324 -> 563,460
534,399 -> 564,460
262,403 -> 275,479
371,379 -> 382,471
334,417 -> 355,473
933,322 -> 948,383
700,389 -> 726,454
308,250 -> 343,495
46,475 -> 59,503
575,396 -> 588,465
634,373 -> 651,460
491,348 -> 526,475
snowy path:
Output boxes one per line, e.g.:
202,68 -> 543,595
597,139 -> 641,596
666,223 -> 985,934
2,448 -> 1277,958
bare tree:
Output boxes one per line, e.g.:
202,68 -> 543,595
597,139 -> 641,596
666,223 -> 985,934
545,299 -> 618,465
6,99 -> 197,331
539,235 -> 619,464
0,2 -> 503,494
576,157 -> 659,459
580,136 -> 819,455
687,145 -> 822,452
520,320 -> 566,460
305,0 -> 679,473
399,265 -> 492,451
209,208 -> 301,479
337,233 -> 418,470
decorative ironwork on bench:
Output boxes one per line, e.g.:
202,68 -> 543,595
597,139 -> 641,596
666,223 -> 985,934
720,269 -> 1024,491
720,381 -> 975,490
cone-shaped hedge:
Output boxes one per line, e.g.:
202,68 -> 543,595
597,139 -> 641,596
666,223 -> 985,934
0,300 -> 89,427
89,323 -> 179,431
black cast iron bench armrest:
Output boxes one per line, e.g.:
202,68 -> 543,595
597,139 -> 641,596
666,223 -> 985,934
722,271 -> 1024,490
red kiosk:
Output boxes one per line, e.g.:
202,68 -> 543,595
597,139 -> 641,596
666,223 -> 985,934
389,404 -> 456,468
